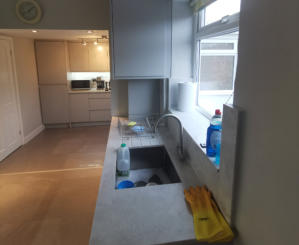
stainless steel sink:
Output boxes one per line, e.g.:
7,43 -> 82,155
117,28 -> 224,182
115,146 -> 181,189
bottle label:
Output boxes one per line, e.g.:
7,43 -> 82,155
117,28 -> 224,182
210,130 -> 221,150
117,170 -> 129,176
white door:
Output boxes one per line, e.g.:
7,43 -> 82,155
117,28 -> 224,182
0,38 -> 22,162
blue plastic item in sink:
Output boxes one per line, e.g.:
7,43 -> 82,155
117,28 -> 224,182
131,125 -> 145,133
117,180 -> 135,189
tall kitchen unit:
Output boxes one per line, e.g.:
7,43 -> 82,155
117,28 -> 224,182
110,0 -> 172,117
110,0 -> 171,79
35,41 -> 69,125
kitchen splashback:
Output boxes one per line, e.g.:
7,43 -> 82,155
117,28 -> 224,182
68,72 -> 110,81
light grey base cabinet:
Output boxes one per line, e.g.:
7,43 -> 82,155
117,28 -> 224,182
39,85 -> 69,124
110,0 -> 172,79
89,110 -> 111,122
69,94 -> 89,122
69,93 -> 111,123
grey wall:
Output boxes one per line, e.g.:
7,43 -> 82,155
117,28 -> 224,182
128,80 -> 161,119
171,0 -> 194,79
232,0 -> 299,244
110,80 -> 128,117
0,0 -> 109,30
13,37 -> 43,137
169,0 -> 194,110
111,79 -> 163,118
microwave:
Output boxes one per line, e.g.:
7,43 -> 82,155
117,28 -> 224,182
71,80 -> 91,90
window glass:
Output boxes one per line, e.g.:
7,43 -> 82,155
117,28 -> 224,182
201,43 -> 234,50
204,0 -> 241,26
197,32 -> 238,115
200,56 -> 235,90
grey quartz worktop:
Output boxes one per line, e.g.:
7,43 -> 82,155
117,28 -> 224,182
68,89 -> 111,94
89,117 -> 201,245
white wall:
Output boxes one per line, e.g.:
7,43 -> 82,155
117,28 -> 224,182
233,0 -> 299,244
0,0 -> 109,30
13,37 -> 43,140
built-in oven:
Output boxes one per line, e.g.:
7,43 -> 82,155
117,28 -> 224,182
71,80 -> 91,90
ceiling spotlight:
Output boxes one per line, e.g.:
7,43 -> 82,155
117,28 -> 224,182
87,30 -> 93,34
97,46 -> 103,51
32,30 -> 37,33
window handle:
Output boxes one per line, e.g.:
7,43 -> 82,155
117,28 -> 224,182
221,15 -> 230,24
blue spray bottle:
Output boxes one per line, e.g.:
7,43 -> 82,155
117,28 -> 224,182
206,109 -> 222,162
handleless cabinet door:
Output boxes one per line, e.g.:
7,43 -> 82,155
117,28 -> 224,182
89,110 -> 111,122
88,99 -> 111,110
39,85 -> 68,124
68,42 -> 110,72
88,93 -> 111,99
111,0 -> 171,79
88,42 -> 110,72
35,41 -> 68,84
69,94 -> 89,122
68,42 -> 89,72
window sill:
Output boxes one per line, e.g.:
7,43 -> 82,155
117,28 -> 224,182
169,108 -> 219,170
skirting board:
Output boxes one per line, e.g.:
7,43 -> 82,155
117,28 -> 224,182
23,124 -> 45,145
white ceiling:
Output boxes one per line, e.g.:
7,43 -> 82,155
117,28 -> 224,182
0,29 -> 109,42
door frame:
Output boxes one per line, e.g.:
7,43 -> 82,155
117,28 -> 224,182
0,35 -> 24,144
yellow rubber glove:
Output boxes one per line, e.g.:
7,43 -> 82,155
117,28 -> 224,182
201,187 -> 234,242
208,198 -> 234,242
184,186 -> 234,243
184,186 -> 223,242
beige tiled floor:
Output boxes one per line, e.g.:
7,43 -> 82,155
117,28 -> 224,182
0,125 -> 110,245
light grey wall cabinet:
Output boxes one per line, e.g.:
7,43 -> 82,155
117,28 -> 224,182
110,0 -> 172,79
88,43 -> 110,72
68,42 -> 110,72
35,41 -> 69,85
68,42 -> 89,72
69,93 -> 111,123
39,85 -> 69,124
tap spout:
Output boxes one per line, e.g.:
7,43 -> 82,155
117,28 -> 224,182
154,114 -> 184,159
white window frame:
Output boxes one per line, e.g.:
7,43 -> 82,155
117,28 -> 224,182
194,11 -> 240,118
199,37 -> 238,94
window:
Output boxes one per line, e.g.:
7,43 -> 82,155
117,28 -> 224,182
204,0 -> 241,26
198,32 -> 238,115
195,0 -> 241,117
